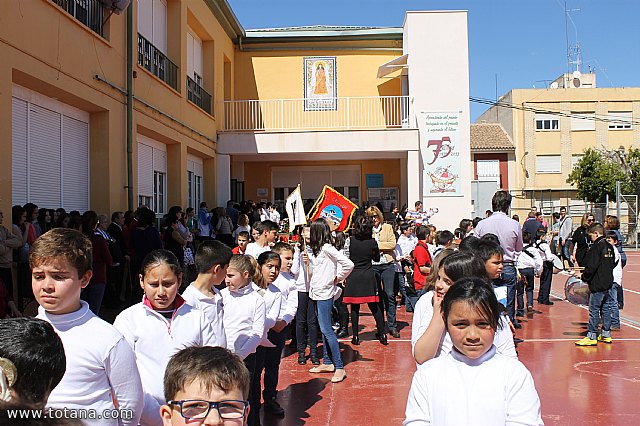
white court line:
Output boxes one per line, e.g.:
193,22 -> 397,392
623,287 -> 640,296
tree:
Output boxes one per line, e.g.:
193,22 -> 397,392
567,147 -> 636,203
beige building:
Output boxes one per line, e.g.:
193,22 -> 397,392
476,73 -> 640,213
2,2 -> 473,229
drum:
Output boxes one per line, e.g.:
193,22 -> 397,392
564,275 -> 590,306
551,254 -> 564,274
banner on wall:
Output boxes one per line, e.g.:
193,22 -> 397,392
308,186 -> 358,231
420,111 -> 463,197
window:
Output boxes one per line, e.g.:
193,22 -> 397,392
535,114 -> 559,131
608,111 -> 632,130
536,155 -> 561,173
571,154 -> 583,169
187,31 -> 204,83
187,155 -> 203,210
153,171 -> 166,214
137,0 -> 167,53
571,112 -> 595,131
274,187 -> 297,207
476,160 -> 500,180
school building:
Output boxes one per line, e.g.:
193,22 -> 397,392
1,1 -> 472,229
476,73 -> 640,215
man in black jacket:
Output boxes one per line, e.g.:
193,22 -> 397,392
575,222 -> 616,346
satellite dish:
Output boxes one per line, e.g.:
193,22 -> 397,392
98,0 -> 132,14
573,70 -> 582,79
550,82 -> 559,89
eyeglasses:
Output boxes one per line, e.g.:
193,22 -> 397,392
587,219 -> 595,223
168,399 -> 249,420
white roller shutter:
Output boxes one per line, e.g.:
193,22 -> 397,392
477,160 -> 500,179
137,143 -> 154,197
536,155 -> 561,173
301,171 -> 331,199
570,112 -> 595,131
137,0 -> 153,41
153,0 -> 167,53
332,169 -> 360,187
12,97 -> 28,206
153,148 -> 167,173
62,116 -> 89,211
29,104 -> 62,208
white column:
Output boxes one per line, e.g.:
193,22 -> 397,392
216,154 -> 231,206
407,150 -> 420,207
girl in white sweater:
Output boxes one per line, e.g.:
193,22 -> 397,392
114,250 -> 220,426
405,278 -> 543,426
221,254 -> 266,426
307,218 -> 354,384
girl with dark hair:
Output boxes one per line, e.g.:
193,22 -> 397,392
163,217 -> 187,268
55,213 -> 70,229
80,210 -> 113,315
411,251 -> 517,365
405,278 -> 542,426
37,209 -> 53,234
343,216 -> 388,345
12,205 -> 33,311
308,218 -> 353,383
114,249 -> 221,426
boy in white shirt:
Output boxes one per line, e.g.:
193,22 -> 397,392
395,223 -> 417,311
516,232 -> 543,317
221,254 -> 266,426
181,240 -> 232,346
31,228 -> 143,425
261,243 -> 298,417
606,231 -> 623,330
245,220 -> 278,259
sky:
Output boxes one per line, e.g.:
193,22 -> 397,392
227,0 -> 640,121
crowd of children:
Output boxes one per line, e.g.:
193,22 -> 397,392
0,191 -> 630,426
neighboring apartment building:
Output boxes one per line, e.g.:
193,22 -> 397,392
476,72 -> 640,213
2,2 -> 472,229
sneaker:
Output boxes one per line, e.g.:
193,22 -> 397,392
575,337 -> 598,346
331,368 -> 347,383
309,364 -> 335,373
310,355 -> 320,365
297,354 -> 307,365
263,398 -> 285,417
597,335 -> 613,344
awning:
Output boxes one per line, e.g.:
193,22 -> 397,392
377,54 -> 408,78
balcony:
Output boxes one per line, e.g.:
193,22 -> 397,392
187,76 -> 213,115
137,33 -> 178,91
221,96 -> 412,132
52,0 -> 104,37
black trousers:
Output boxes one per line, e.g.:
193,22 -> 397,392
538,261 -> 553,303
295,291 -> 318,357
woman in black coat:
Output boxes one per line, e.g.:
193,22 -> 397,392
343,216 -> 388,345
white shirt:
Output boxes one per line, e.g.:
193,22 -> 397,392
411,291 -> 517,361
612,245 -> 622,285
245,242 -> 270,259
404,346 -> 543,426
308,244 -> 354,301
252,282 -> 282,347
113,296 -> 221,426
233,224 -> 251,242
270,210 -> 281,223
221,284 -> 266,359
516,245 -> 543,275
535,240 -> 553,262
38,301 -> 143,426
273,271 -> 299,324
398,234 -> 418,257
291,247 -> 311,292
182,284 -> 227,348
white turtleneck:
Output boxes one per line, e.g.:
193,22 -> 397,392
182,283 -> 227,348
37,301 -> 143,426
251,282 -> 282,347
221,283 -> 266,359
404,346 -> 543,426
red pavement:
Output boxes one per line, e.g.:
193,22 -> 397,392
263,252 -> 640,426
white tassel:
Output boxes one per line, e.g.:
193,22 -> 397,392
0,357 -> 17,402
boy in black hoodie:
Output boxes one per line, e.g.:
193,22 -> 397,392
575,222 -> 616,346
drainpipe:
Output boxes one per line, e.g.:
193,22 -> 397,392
126,5 -> 134,210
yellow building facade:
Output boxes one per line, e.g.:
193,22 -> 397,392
477,76 -> 640,213
2,2 -> 472,228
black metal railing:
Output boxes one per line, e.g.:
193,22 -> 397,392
52,0 -> 104,37
137,33 -> 179,91
187,76 -> 213,115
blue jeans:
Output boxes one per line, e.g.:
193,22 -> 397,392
396,272 -> 407,306
374,262 -> 397,331
315,298 -> 344,369
497,264 -> 518,323
608,284 -> 621,328
408,288 -> 427,312
587,289 -> 611,339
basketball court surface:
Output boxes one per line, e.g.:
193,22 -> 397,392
265,251 -> 640,425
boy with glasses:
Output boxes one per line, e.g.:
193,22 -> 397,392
161,346 -> 250,425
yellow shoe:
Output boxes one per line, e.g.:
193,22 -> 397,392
309,364 -> 335,373
597,335 -> 613,344
575,337 -> 598,346
331,369 -> 347,383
